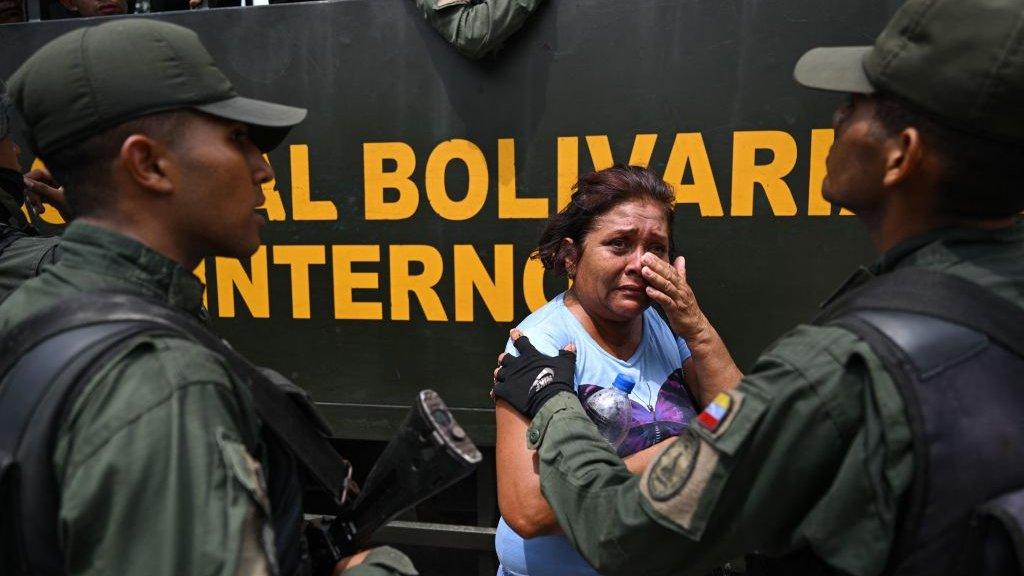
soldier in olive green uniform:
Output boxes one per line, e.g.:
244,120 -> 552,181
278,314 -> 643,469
0,81 -> 60,301
493,1 -> 1024,575
411,0 -> 545,59
3,20 -> 414,576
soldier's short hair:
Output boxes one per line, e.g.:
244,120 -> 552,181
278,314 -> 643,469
42,110 -> 189,217
872,93 -> 1024,220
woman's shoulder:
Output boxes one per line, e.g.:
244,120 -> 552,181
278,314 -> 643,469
507,293 -> 580,356
516,293 -> 568,329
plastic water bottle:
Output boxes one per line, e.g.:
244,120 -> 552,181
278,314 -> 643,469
584,374 -> 635,449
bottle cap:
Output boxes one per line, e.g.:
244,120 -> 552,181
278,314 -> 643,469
611,374 -> 635,394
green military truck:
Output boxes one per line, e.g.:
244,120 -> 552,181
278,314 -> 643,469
0,1 -> 900,572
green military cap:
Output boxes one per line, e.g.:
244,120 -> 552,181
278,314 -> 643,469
7,19 -> 306,155
794,0 -> 1024,144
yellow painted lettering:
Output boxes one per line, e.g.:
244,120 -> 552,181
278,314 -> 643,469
332,245 -> 383,320
662,133 -> 723,216
272,245 -> 326,319
556,137 -> 579,211
194,260 -> 208,308
364,142 -> 418,220
807,129 -> 834,216
731,131 -> 798,216
585,136 -> 614,171
215,247 -> 270,318
627,134 -> 658,167
389,245 -> 448,321
498,138 -> 547,219
257,154 -> 287,221
522,257 -> 549,313
454,244 -> 513,322
584,134 -> 659,171
425,139 -> 488,221
290,145 -> 337,221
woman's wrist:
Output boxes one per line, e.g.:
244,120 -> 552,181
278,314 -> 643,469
675,312 -> 713,345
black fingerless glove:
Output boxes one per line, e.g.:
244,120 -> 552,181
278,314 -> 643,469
493,336 -> 576,418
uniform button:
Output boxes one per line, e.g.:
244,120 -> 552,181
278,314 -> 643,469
528,430 -> 539,443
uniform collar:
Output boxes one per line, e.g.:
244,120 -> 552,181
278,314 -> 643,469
60,221 -> 206,318
821,220 -> 1024,309
869,221 -> 1024,275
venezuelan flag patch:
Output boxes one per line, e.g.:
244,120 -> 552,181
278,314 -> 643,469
697,392 -> 732,432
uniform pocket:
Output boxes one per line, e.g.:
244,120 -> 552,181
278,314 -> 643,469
217,428 -> 276,576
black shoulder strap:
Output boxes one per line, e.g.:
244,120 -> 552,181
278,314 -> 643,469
813,267 -> 1024,357
0,320 -> 174,575
0,292 -> 350,505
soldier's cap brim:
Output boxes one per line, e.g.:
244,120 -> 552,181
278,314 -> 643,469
195,96 -> 307,152
794,46 -> 876,94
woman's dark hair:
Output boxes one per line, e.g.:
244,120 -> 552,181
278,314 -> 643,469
534,164 -> 676,277
872,93 -> 1024,219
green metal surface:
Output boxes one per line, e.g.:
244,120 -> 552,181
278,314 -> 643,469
0,0 -> 902,444
370,521 -> 497,551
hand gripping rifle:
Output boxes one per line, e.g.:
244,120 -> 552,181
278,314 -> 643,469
305,389 -> 482,574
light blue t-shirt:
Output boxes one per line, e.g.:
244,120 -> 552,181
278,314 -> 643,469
495,293 -> 695,576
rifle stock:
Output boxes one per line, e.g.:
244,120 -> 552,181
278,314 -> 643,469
307,390 -> 482,573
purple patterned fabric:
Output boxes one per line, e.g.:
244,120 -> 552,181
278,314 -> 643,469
577,368 -> 698,457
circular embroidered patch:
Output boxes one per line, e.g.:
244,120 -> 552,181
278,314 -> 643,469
646,433 -> 700,502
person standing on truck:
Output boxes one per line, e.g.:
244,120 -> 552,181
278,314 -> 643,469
0,0 -> 24,23
56,0 -> 127,17
411,0 -> 545,59
492,0 -> 1024,574
2,19 -> 415,576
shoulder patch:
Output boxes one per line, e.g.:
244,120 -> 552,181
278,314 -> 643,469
645,433 -> 699,501
640,433 -> 720,533
697,391 -> 742,437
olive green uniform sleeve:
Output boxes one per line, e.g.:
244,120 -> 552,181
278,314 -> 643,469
342,546 -> 419,576
55,337 -> 274,576
411,0 -> 546,58
0,235 -> 60,300
530,325 -> 913,576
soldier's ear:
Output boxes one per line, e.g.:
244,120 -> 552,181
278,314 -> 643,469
119,134 -> 174,196
882,126 -> 923,189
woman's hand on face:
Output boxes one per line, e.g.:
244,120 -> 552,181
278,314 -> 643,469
640,253 -> 709,341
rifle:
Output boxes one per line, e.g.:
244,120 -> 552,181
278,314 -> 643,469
305,389 -> 482,574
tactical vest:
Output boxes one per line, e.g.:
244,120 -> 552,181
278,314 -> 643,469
0,292 -> 351,576
814,268 -> 1024,575
748,268 -> 1024,575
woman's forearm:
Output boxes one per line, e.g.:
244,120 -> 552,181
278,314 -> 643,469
622,438 -> 674,474
685,322 -> 743,406
495,400 -> 561,537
